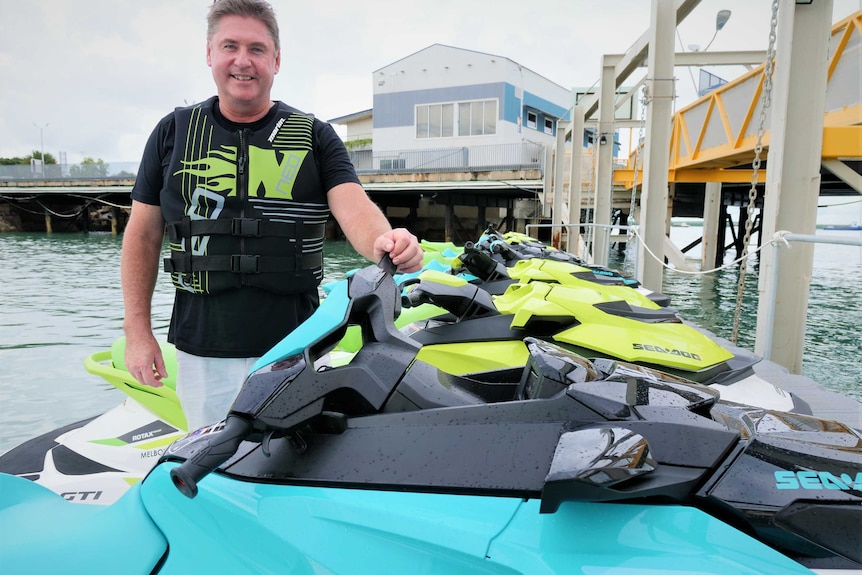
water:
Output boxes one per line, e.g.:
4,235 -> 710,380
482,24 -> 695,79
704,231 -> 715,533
609,225 -> 862,403
0,234 -> 367,454
1,229 -> 860,454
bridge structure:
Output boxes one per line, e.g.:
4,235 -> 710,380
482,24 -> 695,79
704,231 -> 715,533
557,0 -> 861,378
0,179 -> 134,234
556,3 -> 860,266
603,5 -> 862,269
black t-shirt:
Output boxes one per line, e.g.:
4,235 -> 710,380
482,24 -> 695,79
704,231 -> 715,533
131,98 -> 361,357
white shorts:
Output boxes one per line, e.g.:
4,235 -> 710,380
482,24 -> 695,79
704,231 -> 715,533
175,351 -> 332,431
175,351 -> 258,431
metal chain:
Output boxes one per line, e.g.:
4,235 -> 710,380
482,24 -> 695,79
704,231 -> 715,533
628,85 -> 648,230
731,0 -> 780,344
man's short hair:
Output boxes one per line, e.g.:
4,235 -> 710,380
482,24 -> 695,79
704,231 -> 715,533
207,0 -> 280,52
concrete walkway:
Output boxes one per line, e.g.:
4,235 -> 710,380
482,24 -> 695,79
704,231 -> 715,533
753,360 -> 862,430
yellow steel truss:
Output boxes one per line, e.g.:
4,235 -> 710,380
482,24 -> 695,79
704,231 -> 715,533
615,9 -> 862,187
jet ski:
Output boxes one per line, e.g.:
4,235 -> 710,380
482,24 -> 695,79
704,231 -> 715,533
0,233 -> 809,506
1,257 -> 859,574
413,226 -> 661,301
381,226 -> 806,413
397,266 -> 809,413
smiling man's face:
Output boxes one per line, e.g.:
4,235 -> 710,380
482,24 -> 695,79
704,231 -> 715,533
206,14 -> 281,122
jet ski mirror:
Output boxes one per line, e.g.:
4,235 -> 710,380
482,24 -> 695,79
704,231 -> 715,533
458,241 -> 509,281
541,426 -> 656,513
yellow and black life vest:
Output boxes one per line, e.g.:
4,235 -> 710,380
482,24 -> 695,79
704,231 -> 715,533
162,98 -> 330,295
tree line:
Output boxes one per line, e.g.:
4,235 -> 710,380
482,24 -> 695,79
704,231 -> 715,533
0,151 -> 119,178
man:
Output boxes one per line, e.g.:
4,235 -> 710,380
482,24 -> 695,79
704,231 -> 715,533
121,0 -> 423,430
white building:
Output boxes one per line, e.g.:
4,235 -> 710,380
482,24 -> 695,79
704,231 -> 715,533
330,44 -> 573,171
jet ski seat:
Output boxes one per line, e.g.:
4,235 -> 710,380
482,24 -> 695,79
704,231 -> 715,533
384,361 -> 523,412
384,338 -> 600,412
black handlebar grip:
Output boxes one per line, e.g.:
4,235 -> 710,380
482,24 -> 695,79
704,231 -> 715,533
170,415 -> 253,498
404,285 -> 429,308
378,254 -> 397,276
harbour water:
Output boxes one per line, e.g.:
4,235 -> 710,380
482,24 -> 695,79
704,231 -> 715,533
1,228 -> 860,454
610,225 -> 862,405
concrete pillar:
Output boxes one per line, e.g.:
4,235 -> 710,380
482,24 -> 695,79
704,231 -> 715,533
755,0 -> 832,372
542,146 -> 554,218
717,203 -> 730,266
701,182 -> 722,269
636,0 -> 676,292
568,102 -> 587,255
593,55 -> 619,267
552,120 -> 569,249
666,183 -> 675,236
444,204 -> 454,243
44,211 -> 53,233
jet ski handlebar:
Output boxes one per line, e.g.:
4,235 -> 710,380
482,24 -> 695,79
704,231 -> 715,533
170,415 -> 252,498
169,254 -> 405,499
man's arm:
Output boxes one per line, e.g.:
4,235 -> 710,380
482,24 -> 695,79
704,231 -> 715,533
120,200 -> 168,387
328,182 -> 423,272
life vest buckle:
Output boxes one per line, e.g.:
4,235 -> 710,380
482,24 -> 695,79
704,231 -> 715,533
232,218 -> 261,237
230,254 -> 260,273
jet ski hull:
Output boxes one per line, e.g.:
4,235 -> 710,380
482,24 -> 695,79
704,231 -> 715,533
0,399 -> 182,505
0,467 -> 816,575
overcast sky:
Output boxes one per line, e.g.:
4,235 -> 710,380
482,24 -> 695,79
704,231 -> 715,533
1,0 -> 859,165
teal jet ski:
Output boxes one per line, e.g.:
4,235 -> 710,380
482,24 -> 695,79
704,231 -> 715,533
1,258 -> 859,574
0,232 -> 806,507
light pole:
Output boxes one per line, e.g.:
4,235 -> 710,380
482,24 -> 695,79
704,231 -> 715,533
703,10 -> 732,52
33,122 -> 49,177
679,9 -> 732,96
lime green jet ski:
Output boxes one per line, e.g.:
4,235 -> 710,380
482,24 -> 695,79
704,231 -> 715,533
398,268 -> 809,414
80,231 -> 804,433
453,226 -> 672,307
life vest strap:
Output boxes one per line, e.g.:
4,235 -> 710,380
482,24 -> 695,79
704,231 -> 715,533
164,251 -> 323,274
166,218 -> 325,241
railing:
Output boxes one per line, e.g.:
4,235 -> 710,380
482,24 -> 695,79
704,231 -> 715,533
1,142 -> 546,183
0,162 -> 140,181
762,232 -> 862,360
349,142 -> 546,175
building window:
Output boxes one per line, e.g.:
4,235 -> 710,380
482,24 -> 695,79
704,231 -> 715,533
526,111 -> 537,130
417,100 -> 496,139
380,158 -> 406,170
544,118 -> 554,135
416,103 -> 454,139
458,99 -> 497,137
